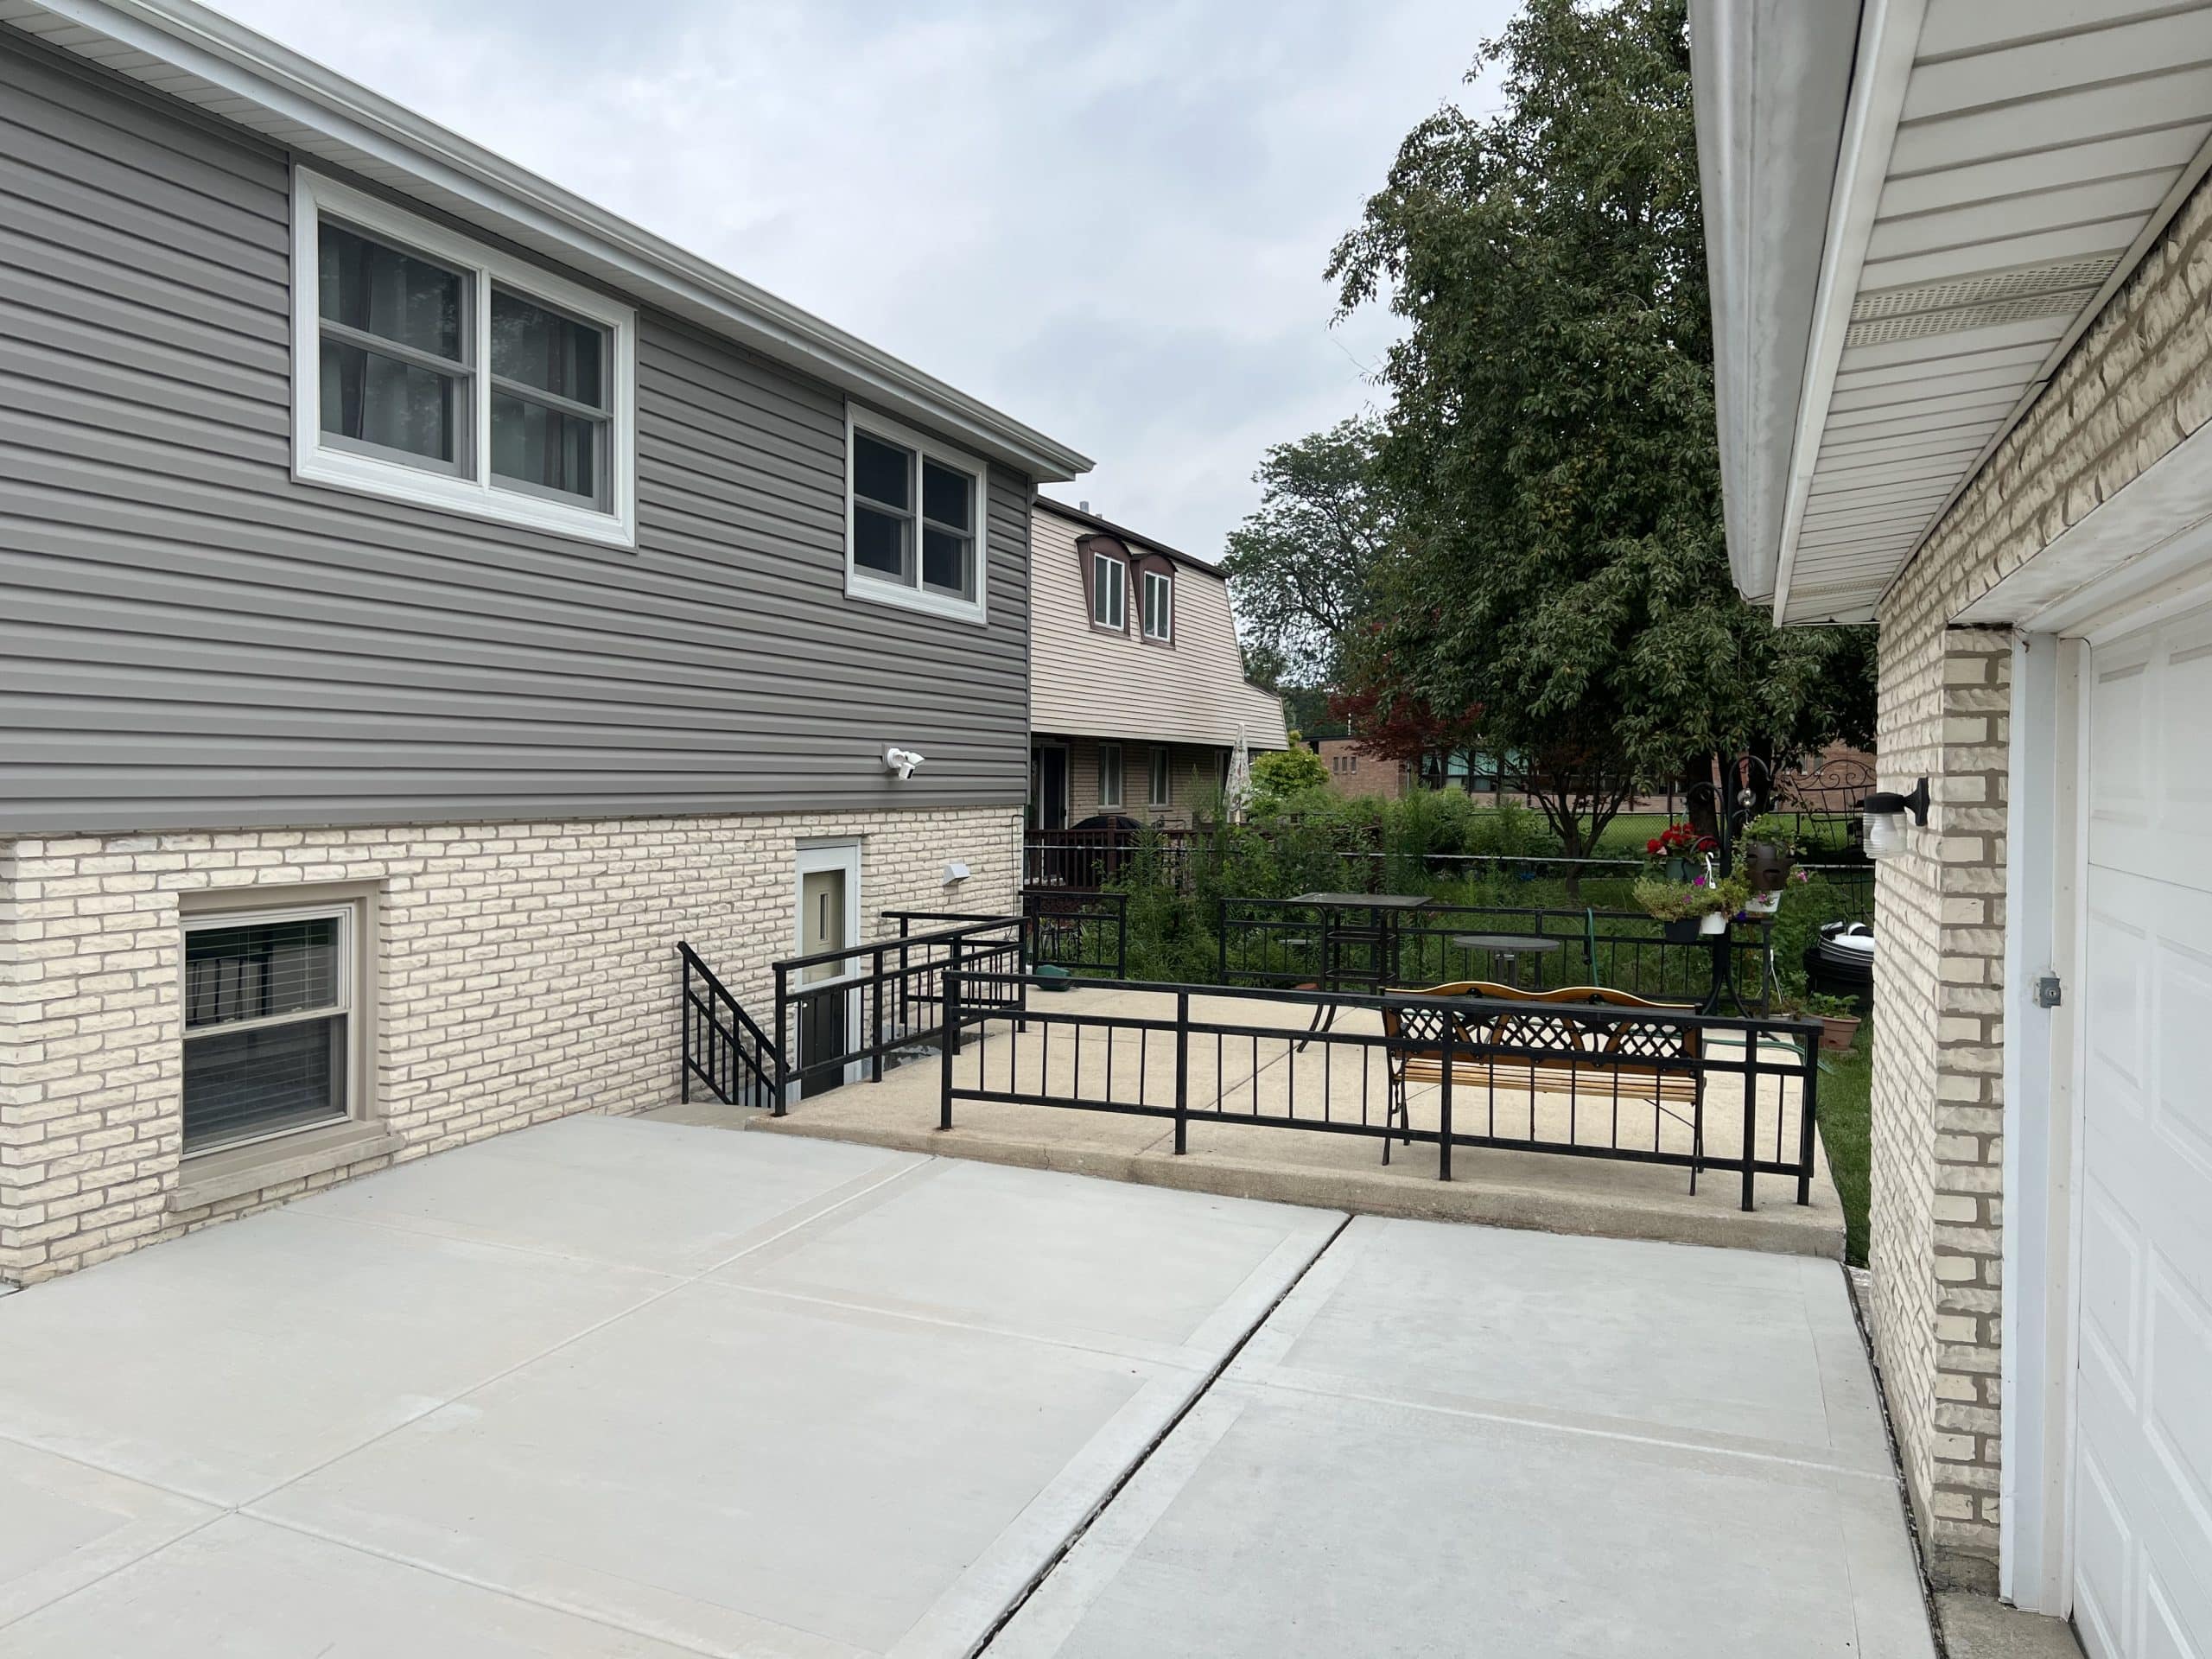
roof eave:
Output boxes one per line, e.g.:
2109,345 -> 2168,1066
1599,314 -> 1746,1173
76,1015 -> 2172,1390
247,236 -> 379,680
28,0 -> 1092,482
1690,0 -> 1868,620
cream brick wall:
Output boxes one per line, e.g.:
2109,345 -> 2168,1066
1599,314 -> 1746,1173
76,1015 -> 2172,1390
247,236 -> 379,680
1867,169 -> 2212,1587
0,806 -> 1020,1284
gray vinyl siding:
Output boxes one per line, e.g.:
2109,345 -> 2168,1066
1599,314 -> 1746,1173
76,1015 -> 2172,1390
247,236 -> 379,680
0,29 -> 1033,835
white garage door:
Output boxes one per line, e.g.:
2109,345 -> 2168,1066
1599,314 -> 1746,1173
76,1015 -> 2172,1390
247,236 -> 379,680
2075,604 -> 2212,1659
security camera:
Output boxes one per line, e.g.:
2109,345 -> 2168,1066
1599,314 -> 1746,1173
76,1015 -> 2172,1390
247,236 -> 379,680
884,746 -> 925,781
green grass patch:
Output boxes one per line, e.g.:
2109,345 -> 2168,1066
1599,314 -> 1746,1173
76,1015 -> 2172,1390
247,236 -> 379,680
1814,1026 -> 1872,1266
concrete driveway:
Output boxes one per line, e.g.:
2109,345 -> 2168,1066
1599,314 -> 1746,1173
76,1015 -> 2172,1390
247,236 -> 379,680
0,1116 -> 1933,1656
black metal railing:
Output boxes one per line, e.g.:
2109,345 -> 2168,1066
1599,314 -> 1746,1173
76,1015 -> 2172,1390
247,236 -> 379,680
679,942 -> 779,1109
1217,899 -> 1776,1014
1023,887 -> 1127,976
772,915 -> 1026,1106
940,971 -> 1821,1211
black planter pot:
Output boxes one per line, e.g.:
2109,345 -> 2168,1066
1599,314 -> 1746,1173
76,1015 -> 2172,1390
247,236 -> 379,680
1662,917 -> 1703,944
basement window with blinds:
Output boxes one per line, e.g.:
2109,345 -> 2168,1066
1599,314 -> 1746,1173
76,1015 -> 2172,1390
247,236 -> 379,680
181,909 -> 354,1156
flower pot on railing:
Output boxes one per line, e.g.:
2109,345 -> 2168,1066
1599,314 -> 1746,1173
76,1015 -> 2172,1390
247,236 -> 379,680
1698,911 -> 1729,937
1743,840 -> 1795,893
1741,889 -> 1781,918
1662,916 -> 1702,944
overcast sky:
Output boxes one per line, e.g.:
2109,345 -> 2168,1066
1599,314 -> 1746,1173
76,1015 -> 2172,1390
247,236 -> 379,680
219,0 -> 1514,560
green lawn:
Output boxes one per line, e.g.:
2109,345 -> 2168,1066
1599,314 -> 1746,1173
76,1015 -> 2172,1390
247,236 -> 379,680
1815,1026 -> 1872,1266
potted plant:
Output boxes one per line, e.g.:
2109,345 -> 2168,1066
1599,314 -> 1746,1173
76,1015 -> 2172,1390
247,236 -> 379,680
1643,821 -> 1717,884
1738,812 -> 1802,893
1631,869 -> 1751,941
1780,985 -> 1862,1052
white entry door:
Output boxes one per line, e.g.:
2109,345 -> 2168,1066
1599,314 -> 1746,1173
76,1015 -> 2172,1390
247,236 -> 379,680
2073,603 -> 2212,1658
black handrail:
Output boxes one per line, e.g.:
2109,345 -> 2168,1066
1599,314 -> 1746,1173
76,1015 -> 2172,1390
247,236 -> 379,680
940,969 -> 1822,1212
770,914 -> 1025,1106
677,941 -> 780,1109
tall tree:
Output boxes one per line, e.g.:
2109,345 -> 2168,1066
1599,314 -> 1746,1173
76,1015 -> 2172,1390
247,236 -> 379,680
1327,0 -> 1871,859
1219,415 -> 1393,691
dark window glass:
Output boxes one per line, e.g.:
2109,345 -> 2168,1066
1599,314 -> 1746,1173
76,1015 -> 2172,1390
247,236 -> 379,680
491,289 -> 605,408
854,431 -> 911,509
186,918 -> 341,1029
923,528 -> 969,595
317,222 -> 461,359
855,505 -> 908,577
491,391 -> 598,500
320,340 -> 456,463
182,1017 -> 346,1153
922,460 -> 971,530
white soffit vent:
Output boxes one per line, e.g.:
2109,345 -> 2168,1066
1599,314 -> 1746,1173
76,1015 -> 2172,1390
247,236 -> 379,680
1845,257 -> 2120,346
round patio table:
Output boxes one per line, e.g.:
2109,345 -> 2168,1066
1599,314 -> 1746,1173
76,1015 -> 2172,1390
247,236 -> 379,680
1447,933 -> 1560,990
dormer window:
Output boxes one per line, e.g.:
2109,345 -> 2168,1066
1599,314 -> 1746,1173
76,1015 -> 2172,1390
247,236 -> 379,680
1141,569 -> 1173,641
1091,550 -> 1127,630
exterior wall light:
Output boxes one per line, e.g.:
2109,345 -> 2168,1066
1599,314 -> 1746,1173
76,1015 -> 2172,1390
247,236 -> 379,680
1859,779 -> 1930,861
884,746 -> 925,780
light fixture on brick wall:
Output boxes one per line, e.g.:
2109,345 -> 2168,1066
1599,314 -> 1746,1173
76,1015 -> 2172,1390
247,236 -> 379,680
1859,779 -> 1929,859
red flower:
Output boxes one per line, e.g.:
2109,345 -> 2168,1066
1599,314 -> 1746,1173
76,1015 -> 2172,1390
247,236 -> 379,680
1646,838 -> 1662,854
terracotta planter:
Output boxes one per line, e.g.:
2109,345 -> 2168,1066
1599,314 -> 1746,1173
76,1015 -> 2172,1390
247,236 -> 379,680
1816,1012 -> 1862,1052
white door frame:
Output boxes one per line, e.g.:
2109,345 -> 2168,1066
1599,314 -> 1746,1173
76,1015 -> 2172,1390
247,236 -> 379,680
793,838 -> 864,1095
2000,629 -> 2085,1614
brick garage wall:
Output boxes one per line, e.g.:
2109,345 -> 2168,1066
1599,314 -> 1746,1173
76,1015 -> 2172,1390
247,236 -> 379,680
0,806 -> 1019,1284
1866,170 -> 2212,1587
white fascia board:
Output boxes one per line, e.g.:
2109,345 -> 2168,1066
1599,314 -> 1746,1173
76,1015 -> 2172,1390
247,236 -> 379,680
1691,0 -> 1867,613
1769,0 -> 1923,625
26,0 -> 1094,483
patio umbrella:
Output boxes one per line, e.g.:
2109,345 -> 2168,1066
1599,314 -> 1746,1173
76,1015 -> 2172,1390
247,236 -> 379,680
1225,723 -> 1253,821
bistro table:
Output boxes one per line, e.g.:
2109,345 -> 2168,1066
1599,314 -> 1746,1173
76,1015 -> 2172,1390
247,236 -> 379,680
1446,932 -> 1561,990
1287,892 -> 1434,1044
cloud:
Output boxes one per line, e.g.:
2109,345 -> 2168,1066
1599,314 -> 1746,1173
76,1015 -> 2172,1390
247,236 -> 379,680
214,0 -> 1511,555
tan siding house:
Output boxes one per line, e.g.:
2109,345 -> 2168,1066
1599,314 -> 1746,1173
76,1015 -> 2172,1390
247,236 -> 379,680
1028,500 -> 1288,830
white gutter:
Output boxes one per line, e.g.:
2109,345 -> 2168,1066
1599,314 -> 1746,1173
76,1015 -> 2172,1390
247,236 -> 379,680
1690,0 -> 1864,609
1768,0 -> 1923,624
23,0 -> 1093,482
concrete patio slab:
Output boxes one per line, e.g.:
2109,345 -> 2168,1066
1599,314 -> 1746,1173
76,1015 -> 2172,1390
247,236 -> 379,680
1,1514 -> 711,1657
0,1117 -> 1344,1654
0,1440 -> 212,1628
991,1216 -> 1933,1659
294,1113 -> 925,1275
0,1206 -> 672,1506
712,1158 -> 1341,1363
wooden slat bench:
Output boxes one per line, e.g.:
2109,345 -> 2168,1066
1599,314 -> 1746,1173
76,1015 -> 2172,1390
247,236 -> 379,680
1378,981 -> 1708,1189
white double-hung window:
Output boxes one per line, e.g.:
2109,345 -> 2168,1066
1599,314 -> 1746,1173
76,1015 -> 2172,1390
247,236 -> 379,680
846,409 -> 988,621
292,170 -> 637,546
1141,569 -> 1172,640
1092,552 -> 1127,630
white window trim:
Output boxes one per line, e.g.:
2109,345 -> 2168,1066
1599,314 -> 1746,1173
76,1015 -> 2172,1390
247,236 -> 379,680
291,168 -> 639,549
1098,741 -> 1123,809
1093,551 -> 1127,632
843,404 -> 991,624
180,899 -> 359,1159
1142,569 -> 1173,640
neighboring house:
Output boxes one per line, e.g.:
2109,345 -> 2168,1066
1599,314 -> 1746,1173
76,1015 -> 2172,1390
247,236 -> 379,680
1696,3 -> 2212,1643
1027,499 -> 1288,830
1319,739 -> 1413,800
0,4 -> 1087,1285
